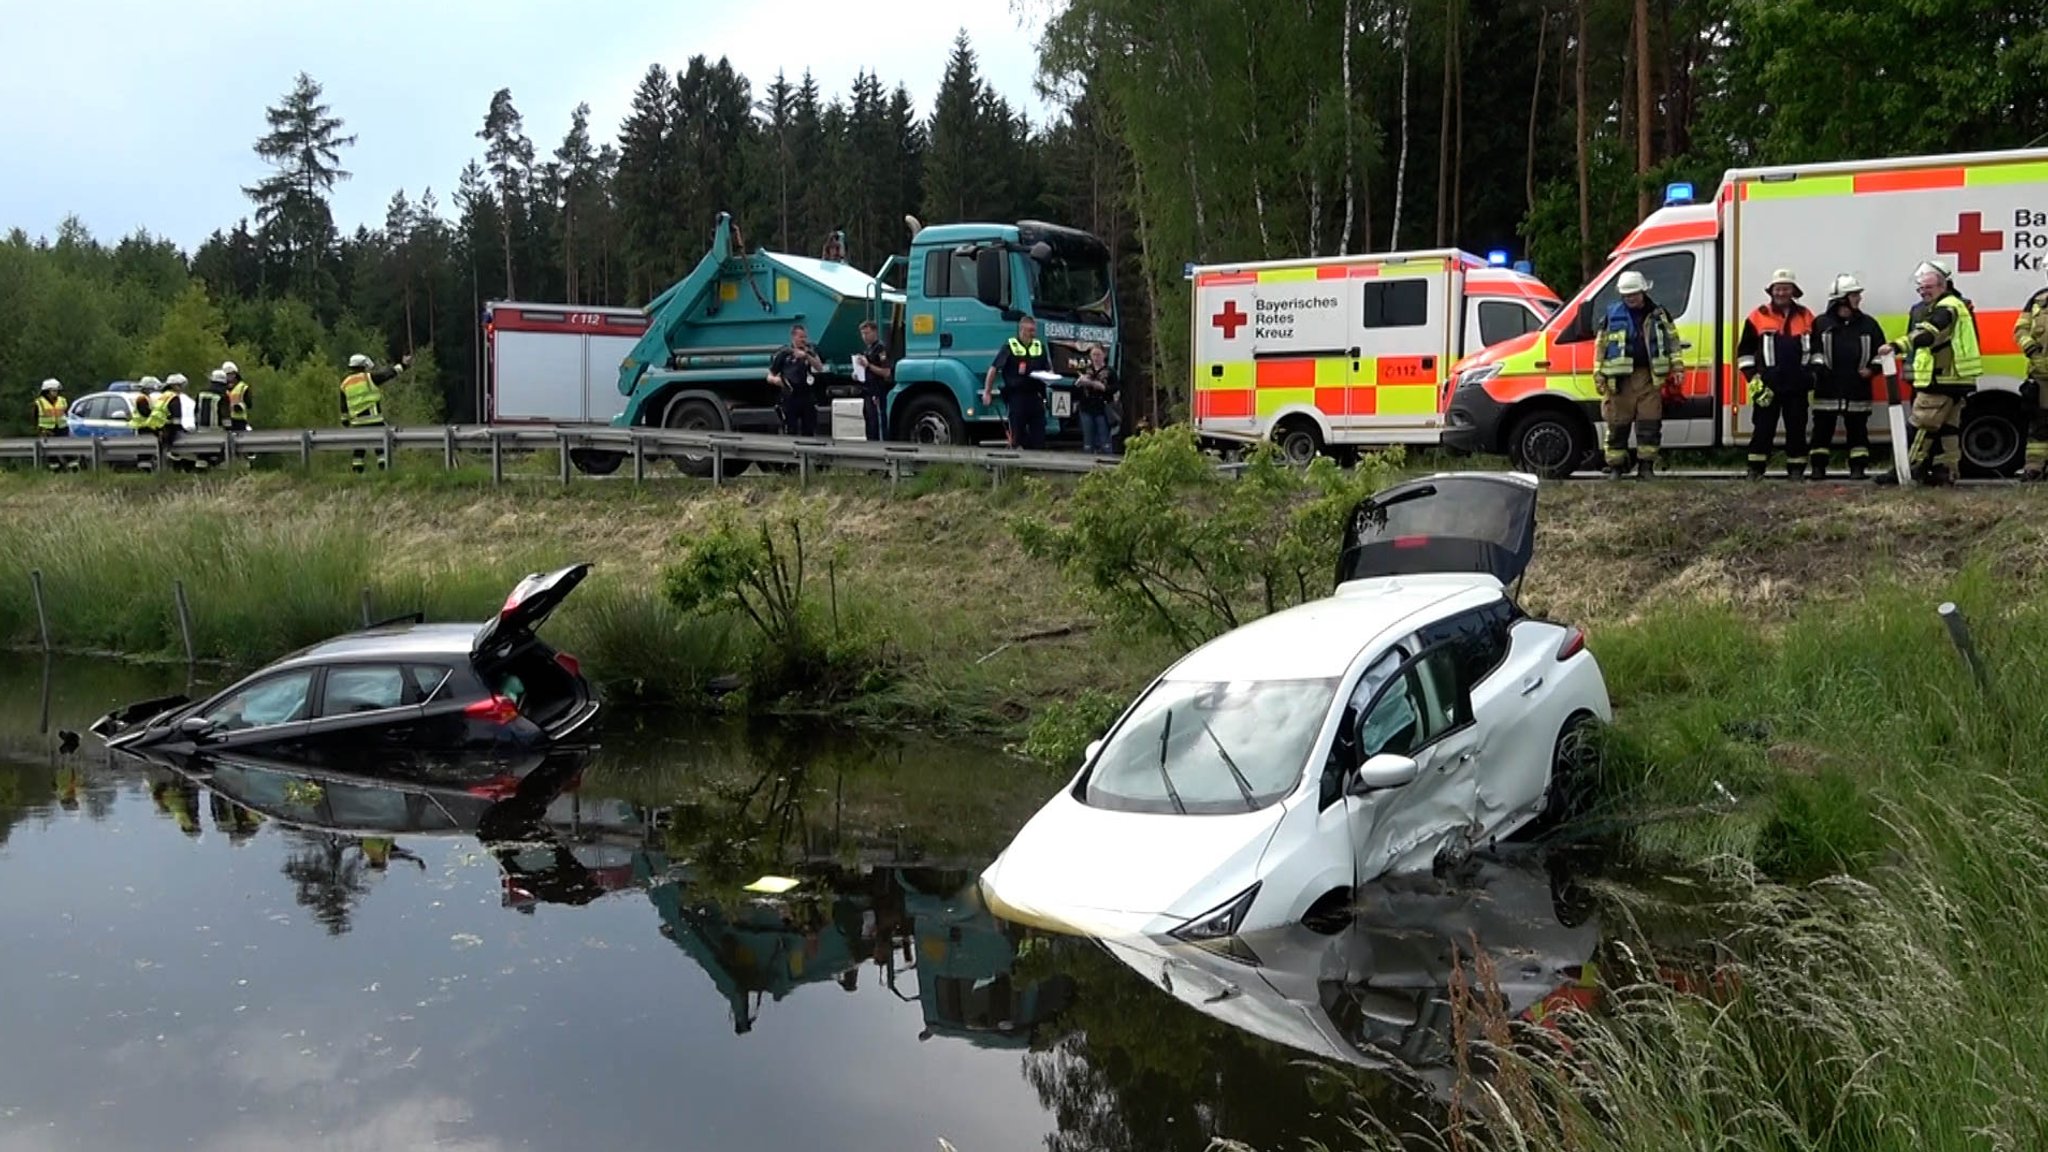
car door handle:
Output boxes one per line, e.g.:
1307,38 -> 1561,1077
1520,675 -> 1544,696
940,333 -> 953,349
1533,360 -> 1550,370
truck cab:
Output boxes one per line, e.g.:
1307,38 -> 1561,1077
892,220 -> 1121,445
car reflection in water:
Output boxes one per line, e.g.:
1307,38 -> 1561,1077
109,740 -> 1078,1051
1088,849 -> 1605,1106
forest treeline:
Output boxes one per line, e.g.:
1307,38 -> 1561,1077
6,2 -> 2048,433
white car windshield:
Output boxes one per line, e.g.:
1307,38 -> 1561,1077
1080,678 -> 1339,815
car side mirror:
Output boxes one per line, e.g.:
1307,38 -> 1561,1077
1084,739 -> 1103,765
179,715 -> 216,738
1350,753 -> 1420,795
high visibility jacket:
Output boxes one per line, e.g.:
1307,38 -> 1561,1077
226,381 -> 249,421
341,372 -> 384,426
1901,289 -> 1981,390
34,395 -> 66,431
1736,304 -> 1824,390
195,390 -> 224,428
144,390 -> 173,431
1006,338 -> 1044,358
2016,289 -> 2048,381
127,394 -> 151,430
1000,337 -> 1047,396
1596,301 -> 1682,379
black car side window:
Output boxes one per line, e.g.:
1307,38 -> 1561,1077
1323,645 -> 1408,807
1417,602 -> 1513,692
319,666 -> 412,717
205,671 -> 315,731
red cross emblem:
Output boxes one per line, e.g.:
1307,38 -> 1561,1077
1935,211 -> 2004,274
1212,300 -> 1248,339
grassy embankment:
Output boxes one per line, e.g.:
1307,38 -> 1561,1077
9,464 -> 2048,1146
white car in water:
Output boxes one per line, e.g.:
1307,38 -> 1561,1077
979,472 -> 1611,942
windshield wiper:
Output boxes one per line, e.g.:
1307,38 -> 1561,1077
1157,709 -> 1187,815
1201,723 -> 1259,811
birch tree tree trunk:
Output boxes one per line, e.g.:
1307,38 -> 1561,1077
1635,0 -> 1654,219
1575,0 -> 1592,281
1392,1 -> 1412,248
1340,0 -> 1356,254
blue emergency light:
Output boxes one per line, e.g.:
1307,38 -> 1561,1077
1664,182 -> 1695,206
1514,260 -> 1533,275
1487,249 -> 1510,267
1183,261 -> 1195,280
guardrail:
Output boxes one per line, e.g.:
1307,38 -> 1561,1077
0,424 -> 1127,487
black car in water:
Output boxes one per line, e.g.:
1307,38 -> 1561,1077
91,563 -> 599,757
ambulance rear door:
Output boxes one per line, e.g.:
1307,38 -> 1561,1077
1342,256 -> 1454,443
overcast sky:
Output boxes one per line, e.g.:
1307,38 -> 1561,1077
0,0 -> 1056,253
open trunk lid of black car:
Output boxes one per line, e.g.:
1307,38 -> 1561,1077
472,563 -> 591,664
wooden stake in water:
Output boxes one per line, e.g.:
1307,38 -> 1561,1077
173,580 -> 195,667
1939,602 -> 1990,692
30,568 -> 51,654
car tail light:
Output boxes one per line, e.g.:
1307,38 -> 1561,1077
464,694 -> 521,725
554,652 -> 581,678
466,772 -> 523,799
1556,626 -> 1586,661
1393,535 -> 1431,549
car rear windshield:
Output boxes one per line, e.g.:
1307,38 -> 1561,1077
1079,678 -> 1339,815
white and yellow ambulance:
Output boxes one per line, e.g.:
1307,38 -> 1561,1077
1190,249 -> 1563,462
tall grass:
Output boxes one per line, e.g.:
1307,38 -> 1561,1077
1325,568 -> 2048,1151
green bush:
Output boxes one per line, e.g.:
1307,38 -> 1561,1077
1020,687 -> 1125,767
1013,425 -> 1404,648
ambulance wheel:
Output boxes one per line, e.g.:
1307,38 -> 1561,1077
1507,407 -> 1594,479
1960,402 -> 2022,478
1274,419 -> 1323,465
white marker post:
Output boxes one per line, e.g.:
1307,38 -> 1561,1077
1879,347 -> 1912,486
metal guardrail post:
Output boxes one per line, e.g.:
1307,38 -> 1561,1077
798,450 -> 811,489
90,437 -> 103,473
31,439 -> 44,472
383,426 -> 396,471
632,436 -> 646,484
443,426 -> 456,471
490,433 -> 504,485
558,433 -> 572,486
712,445 -> 724,487
299,431 -> 313,469
154,437 -> 167,477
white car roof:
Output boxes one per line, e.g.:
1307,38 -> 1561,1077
1165,575 -> 1503,682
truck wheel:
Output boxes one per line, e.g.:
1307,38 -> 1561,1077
897,394 -> 965,445
662,398 -> 748,478
568,449 -> 623,476
1507,407 -> 1593,478
1961,404 -> 2022,477
1274,418 -> 1322,465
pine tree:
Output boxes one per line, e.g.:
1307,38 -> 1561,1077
616,65 -> 678,298
477,88 -> 534,298
924,32 -> 1003,221
245,72 -> 355,302
555,103 -> 598,302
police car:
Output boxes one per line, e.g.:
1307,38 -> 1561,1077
64,389 -> 144,438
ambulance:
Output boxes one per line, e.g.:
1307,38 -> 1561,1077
1189,249 -> 1563,462
1443,146 -> 2048,477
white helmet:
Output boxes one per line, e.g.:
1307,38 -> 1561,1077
165,373 -> 188,388
139,375 -> 162,389
1766,268 -> 1803,298
40,378 -> 60,393
1829,273 -> 1863,298
1914,259 -> 1954,285
1616,270 -> 1653,296
220,360 -> 239,375
209,369 -> 227,384
348,353 -> 373,370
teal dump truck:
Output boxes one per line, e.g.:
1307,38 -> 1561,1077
598,211 -> 1120,476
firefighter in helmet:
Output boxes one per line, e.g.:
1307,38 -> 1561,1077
339,352 -> 410,473
1735,269 -> 1824,480
1878,259 -> 1981,487
2017,268 -> 2048,481
34,379 -> 77,471
1593,270 -> 1683,479
1810,274 -> 1890,481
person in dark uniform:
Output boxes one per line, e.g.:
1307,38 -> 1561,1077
856,319 -> 894,441
768,323 -> 825,436
983,316 -> 1048,450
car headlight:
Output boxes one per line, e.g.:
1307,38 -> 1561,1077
1455,363 -> 1503,392
1170,882 -> 1261,944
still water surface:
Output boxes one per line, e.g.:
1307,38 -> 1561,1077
0,659 -> 1611,1152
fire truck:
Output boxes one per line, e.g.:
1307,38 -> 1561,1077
482,301 -> 651,473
